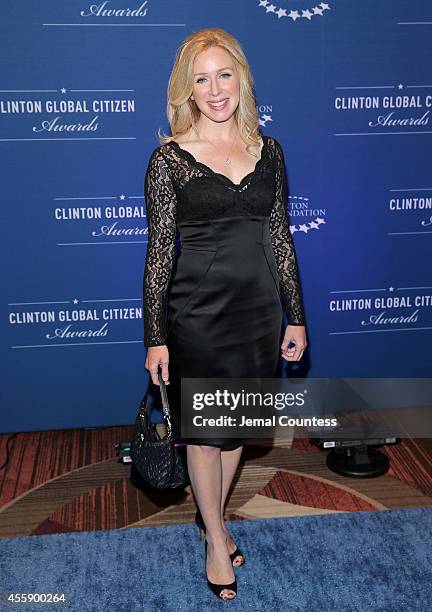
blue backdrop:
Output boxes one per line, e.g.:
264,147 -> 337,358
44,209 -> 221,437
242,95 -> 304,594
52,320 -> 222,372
1,1 -> 431,433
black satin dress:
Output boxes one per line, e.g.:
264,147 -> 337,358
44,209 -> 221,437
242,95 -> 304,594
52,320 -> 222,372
143,135 -> 305,448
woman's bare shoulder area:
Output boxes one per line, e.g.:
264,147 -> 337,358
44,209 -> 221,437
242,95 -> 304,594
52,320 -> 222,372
171,134 -> 190,144
168,132 -> 265,161
170,131 -> 200,155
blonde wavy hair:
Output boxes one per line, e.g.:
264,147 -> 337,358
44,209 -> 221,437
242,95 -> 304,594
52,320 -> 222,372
157,27 -> 262,156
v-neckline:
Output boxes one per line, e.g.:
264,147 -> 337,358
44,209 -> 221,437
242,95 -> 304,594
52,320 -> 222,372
169,135 -> 268,189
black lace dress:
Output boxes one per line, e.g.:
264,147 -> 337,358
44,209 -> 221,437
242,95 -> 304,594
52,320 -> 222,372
143,134 -> 306,448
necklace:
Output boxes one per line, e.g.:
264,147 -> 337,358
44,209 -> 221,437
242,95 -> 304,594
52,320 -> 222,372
198,130 -> 238,165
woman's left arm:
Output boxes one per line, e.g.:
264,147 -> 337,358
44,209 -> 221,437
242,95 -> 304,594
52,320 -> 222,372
269,137 -> 307,362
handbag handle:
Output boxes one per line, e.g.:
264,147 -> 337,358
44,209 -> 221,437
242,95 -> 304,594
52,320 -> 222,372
158,367 -> 172,438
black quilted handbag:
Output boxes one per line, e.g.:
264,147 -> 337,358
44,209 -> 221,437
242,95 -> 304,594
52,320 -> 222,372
130,368 -> 189,489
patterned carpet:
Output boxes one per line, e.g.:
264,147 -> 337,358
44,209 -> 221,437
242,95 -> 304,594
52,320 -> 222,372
1,428 -> 432,538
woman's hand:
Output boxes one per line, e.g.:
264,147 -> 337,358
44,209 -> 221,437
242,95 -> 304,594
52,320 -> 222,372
281,325 -> 307,362
145,345 -> 170,385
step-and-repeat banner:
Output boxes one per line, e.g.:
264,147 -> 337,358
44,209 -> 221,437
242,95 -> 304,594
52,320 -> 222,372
1,1 -> 431,433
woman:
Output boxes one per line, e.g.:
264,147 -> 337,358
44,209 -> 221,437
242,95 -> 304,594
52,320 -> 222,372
143,28 -> 307,601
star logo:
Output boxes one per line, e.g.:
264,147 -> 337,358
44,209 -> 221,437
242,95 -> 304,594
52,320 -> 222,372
259,113 -> 273,127
286,196 -> 326,238
288,10 -> 301,21
259,1 -> 331,21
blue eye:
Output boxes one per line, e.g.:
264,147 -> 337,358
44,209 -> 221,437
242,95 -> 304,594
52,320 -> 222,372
196,73 -> 232,84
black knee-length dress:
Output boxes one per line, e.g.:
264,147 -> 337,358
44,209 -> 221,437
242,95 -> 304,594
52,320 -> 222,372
143,134 -> 306,448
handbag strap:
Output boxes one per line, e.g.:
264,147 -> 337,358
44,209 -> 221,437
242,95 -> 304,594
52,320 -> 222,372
158,368 -> 172,437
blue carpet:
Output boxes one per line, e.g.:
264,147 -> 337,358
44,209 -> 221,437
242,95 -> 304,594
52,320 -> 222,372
1,508 -> 432,611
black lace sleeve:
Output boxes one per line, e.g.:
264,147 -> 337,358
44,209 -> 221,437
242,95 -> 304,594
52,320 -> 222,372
269,138 -> 306,326
143,147 -> 177,347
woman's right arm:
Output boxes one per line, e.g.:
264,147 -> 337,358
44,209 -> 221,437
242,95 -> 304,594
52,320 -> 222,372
143,147 -> 177,384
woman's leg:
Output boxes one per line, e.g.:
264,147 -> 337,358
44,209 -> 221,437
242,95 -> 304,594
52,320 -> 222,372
220,445 -> 244,561
220,444 -> 243,513
187,444 -> 236,599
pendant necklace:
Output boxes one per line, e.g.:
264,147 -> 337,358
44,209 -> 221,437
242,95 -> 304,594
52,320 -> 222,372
199,130 -> 238,165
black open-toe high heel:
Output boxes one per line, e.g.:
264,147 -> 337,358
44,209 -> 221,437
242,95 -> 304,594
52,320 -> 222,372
195,509 -> 245,567
205,539 -> 237,601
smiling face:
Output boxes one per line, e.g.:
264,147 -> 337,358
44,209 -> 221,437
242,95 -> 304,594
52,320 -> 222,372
191,45 -> 240,124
